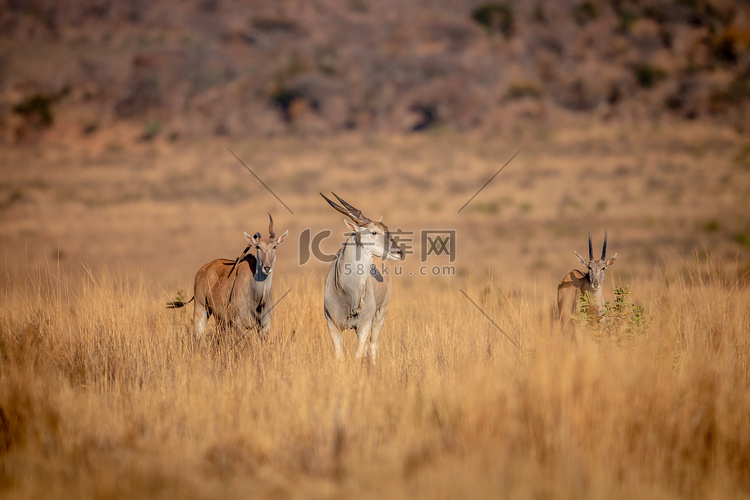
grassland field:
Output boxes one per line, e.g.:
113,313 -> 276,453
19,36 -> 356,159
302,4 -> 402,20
1,122 -> 750,499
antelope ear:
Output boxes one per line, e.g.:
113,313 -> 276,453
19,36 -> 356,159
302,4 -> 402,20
574,251 -> 587,266
606,253 -> 618,267
276,230 -> 289,246
244,232 -> 260,246
344,219 -> 359,232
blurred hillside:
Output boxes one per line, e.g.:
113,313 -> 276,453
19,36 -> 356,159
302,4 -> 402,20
1,0 -> 749,144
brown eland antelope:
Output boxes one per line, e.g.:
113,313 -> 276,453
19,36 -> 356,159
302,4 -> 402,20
167,213 -> 288,340
320,193 -> 404,361
557,229 -> 618,333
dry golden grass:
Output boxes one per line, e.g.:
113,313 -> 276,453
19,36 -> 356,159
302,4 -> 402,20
2,121 -> 750,290
1,123 -> 750,498
1,256 -> 749,499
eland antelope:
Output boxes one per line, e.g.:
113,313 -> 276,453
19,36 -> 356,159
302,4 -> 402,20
167,213 -> 288,340
321,193 -> 404,361
557,229 -> 618,332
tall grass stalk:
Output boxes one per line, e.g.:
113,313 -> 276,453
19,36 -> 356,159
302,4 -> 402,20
1,261 -> 749,498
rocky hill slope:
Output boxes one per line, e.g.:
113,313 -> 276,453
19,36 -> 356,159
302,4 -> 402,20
1,0 -> 748,144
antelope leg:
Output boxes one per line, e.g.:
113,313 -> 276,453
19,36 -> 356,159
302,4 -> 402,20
326,317 -> 345,360
354,322 -> 372,360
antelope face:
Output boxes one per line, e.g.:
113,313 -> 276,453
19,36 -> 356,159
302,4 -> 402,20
321,192 -> 404,262
574,228 -> 618,291
247,230 -> 289,276
346,220 -> 404,261
585,259 -> 608,291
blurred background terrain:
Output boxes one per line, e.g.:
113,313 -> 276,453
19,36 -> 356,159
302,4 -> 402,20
1,0 -> 749,141
0,0 -> 749,288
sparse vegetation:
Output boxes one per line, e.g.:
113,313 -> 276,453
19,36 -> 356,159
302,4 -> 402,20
1,259 -> 748,498
734,231 -> 750,249
251,17 -> 301,34
575,286 -> 648,341
1,0 -> 750,140
469,201 -> 501,214
735,143 -> 750,168
710,75 -> 750,112
0,7 -> 749,490
12,94 -> 55,128
115,72 -> 162,119
532,4 -> 546,24
141,118 -> 163,141
506,80 -> 544,100
615,7 -> 638,34
711,27 -> 750,64
633,63 -> 667,89
572,1 -> 599,26
703,219 -> 721,233
0,187 -> 24,208
470,3 -> 515,39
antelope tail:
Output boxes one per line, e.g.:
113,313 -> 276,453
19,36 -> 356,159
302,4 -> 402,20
166,296 -> 195,309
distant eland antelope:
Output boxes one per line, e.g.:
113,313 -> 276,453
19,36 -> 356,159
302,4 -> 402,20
167,213 -> 288,341
320,193 -> 404,361
557,229 -> 618,332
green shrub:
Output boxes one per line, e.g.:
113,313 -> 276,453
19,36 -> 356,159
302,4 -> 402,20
574,286 -> 649,341
471,3 -> 515,39
734,143 -> 750,168
507,81 -> 544,99
572,1 -> 599,26
617,8 -> 638,33
251,17 -> 300,33
13,94 -> 54,128
710,76 -> 750,112
533,4 -> 546,24
703,220 -> 721,232
735,232 -> 750,249
574,290 -> 602,325
271,87 -> 299,123
633,63 -> 667,88
141,118 -> 163,141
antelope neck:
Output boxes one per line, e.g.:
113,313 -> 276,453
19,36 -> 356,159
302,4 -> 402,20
336,234 -> 374,289
252,257 -> 272,303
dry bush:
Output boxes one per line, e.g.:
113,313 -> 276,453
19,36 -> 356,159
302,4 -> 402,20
1,257 -> 749,498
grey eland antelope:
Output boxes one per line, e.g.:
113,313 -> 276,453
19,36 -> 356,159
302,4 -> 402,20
167,213 -> 288,341
320,193 -> 404,361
